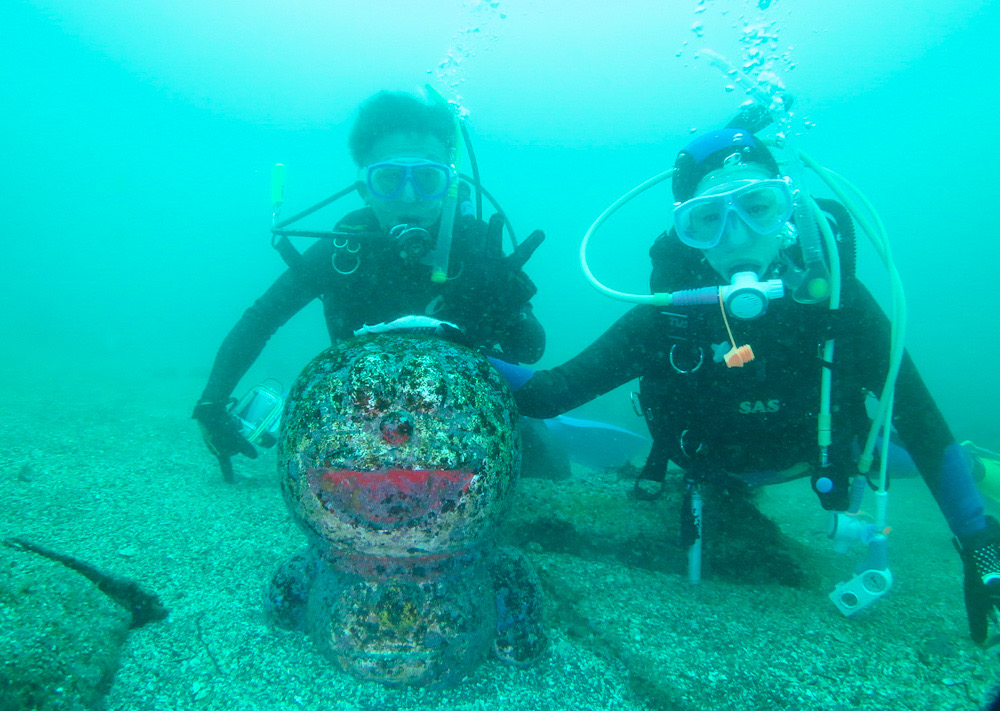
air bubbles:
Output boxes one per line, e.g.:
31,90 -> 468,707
431,0 -> 506,89
724,84 -> 736,93
691,22 -> 705,38
758,69 -> 786,91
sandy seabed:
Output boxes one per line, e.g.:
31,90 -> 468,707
2,359 -> 999,711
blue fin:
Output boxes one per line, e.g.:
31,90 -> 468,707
542,416 -> 650,470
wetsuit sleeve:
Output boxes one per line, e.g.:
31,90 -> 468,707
842,282 -> 984,536
198,241 -> 332,403
516,306 -> 660,418
842,283 -> 953,475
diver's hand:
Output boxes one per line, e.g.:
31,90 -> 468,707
955,516 -> 1000,644
483,212 -> 545,270
192,401 -> 257,482
474,213 -> 543,313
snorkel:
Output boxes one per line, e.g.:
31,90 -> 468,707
423,85 -> 464,284
271,163 -> 286,226
788,188 -> 833,304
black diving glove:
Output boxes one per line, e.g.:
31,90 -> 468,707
954,516 -> 1000,644
469,213 -> 544,318
192,401 -> 257,483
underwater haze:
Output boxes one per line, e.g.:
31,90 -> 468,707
3,0 -> 1000,709
3,0 -> 997,442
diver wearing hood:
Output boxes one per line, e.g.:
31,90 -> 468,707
193,91 -> 546,478
510,128 -> 999,644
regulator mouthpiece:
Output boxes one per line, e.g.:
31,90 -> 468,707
720,271 -> 784,319
389,224 -> 435,262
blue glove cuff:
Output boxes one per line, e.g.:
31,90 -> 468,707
938,442 -> 987,539
487,357 -> 536,391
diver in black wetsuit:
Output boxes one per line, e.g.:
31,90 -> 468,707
193,91 -> 546,480
505,127 -> 1000,644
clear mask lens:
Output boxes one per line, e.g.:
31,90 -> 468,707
367,161 -> 452,200
674,180 -> 793,249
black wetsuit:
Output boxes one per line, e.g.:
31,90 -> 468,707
517,201 -> 974,526
200,207 -> 545,404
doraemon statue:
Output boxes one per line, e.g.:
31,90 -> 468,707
267,330 -> 546,687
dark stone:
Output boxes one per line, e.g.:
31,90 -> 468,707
0,546 -> 132,710
520,417 -> 572,481
699,477 -> 810,588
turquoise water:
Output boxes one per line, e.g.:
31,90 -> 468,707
2,0 -> 999,708
4,0 -> 996,441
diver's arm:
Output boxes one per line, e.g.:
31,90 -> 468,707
847,281 -> 999,645
516,305 -> 659,418
198,241 -> 332,404
845,282 -> 985,537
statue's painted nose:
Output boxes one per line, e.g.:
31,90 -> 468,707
380,411 -> 413,445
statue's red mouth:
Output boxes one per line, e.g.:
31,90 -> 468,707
313,469 -> 475,525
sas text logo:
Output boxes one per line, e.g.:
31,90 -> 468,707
738,400 -> 781,414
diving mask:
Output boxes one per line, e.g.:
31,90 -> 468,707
673,179 -> 794,250
363,160 -> 455,201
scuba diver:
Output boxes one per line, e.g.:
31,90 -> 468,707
499,125 -> 1000,645
193,90 -> 547,482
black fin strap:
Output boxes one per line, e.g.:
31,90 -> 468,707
640,436 -> 671,484
633,437 -> 671,501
